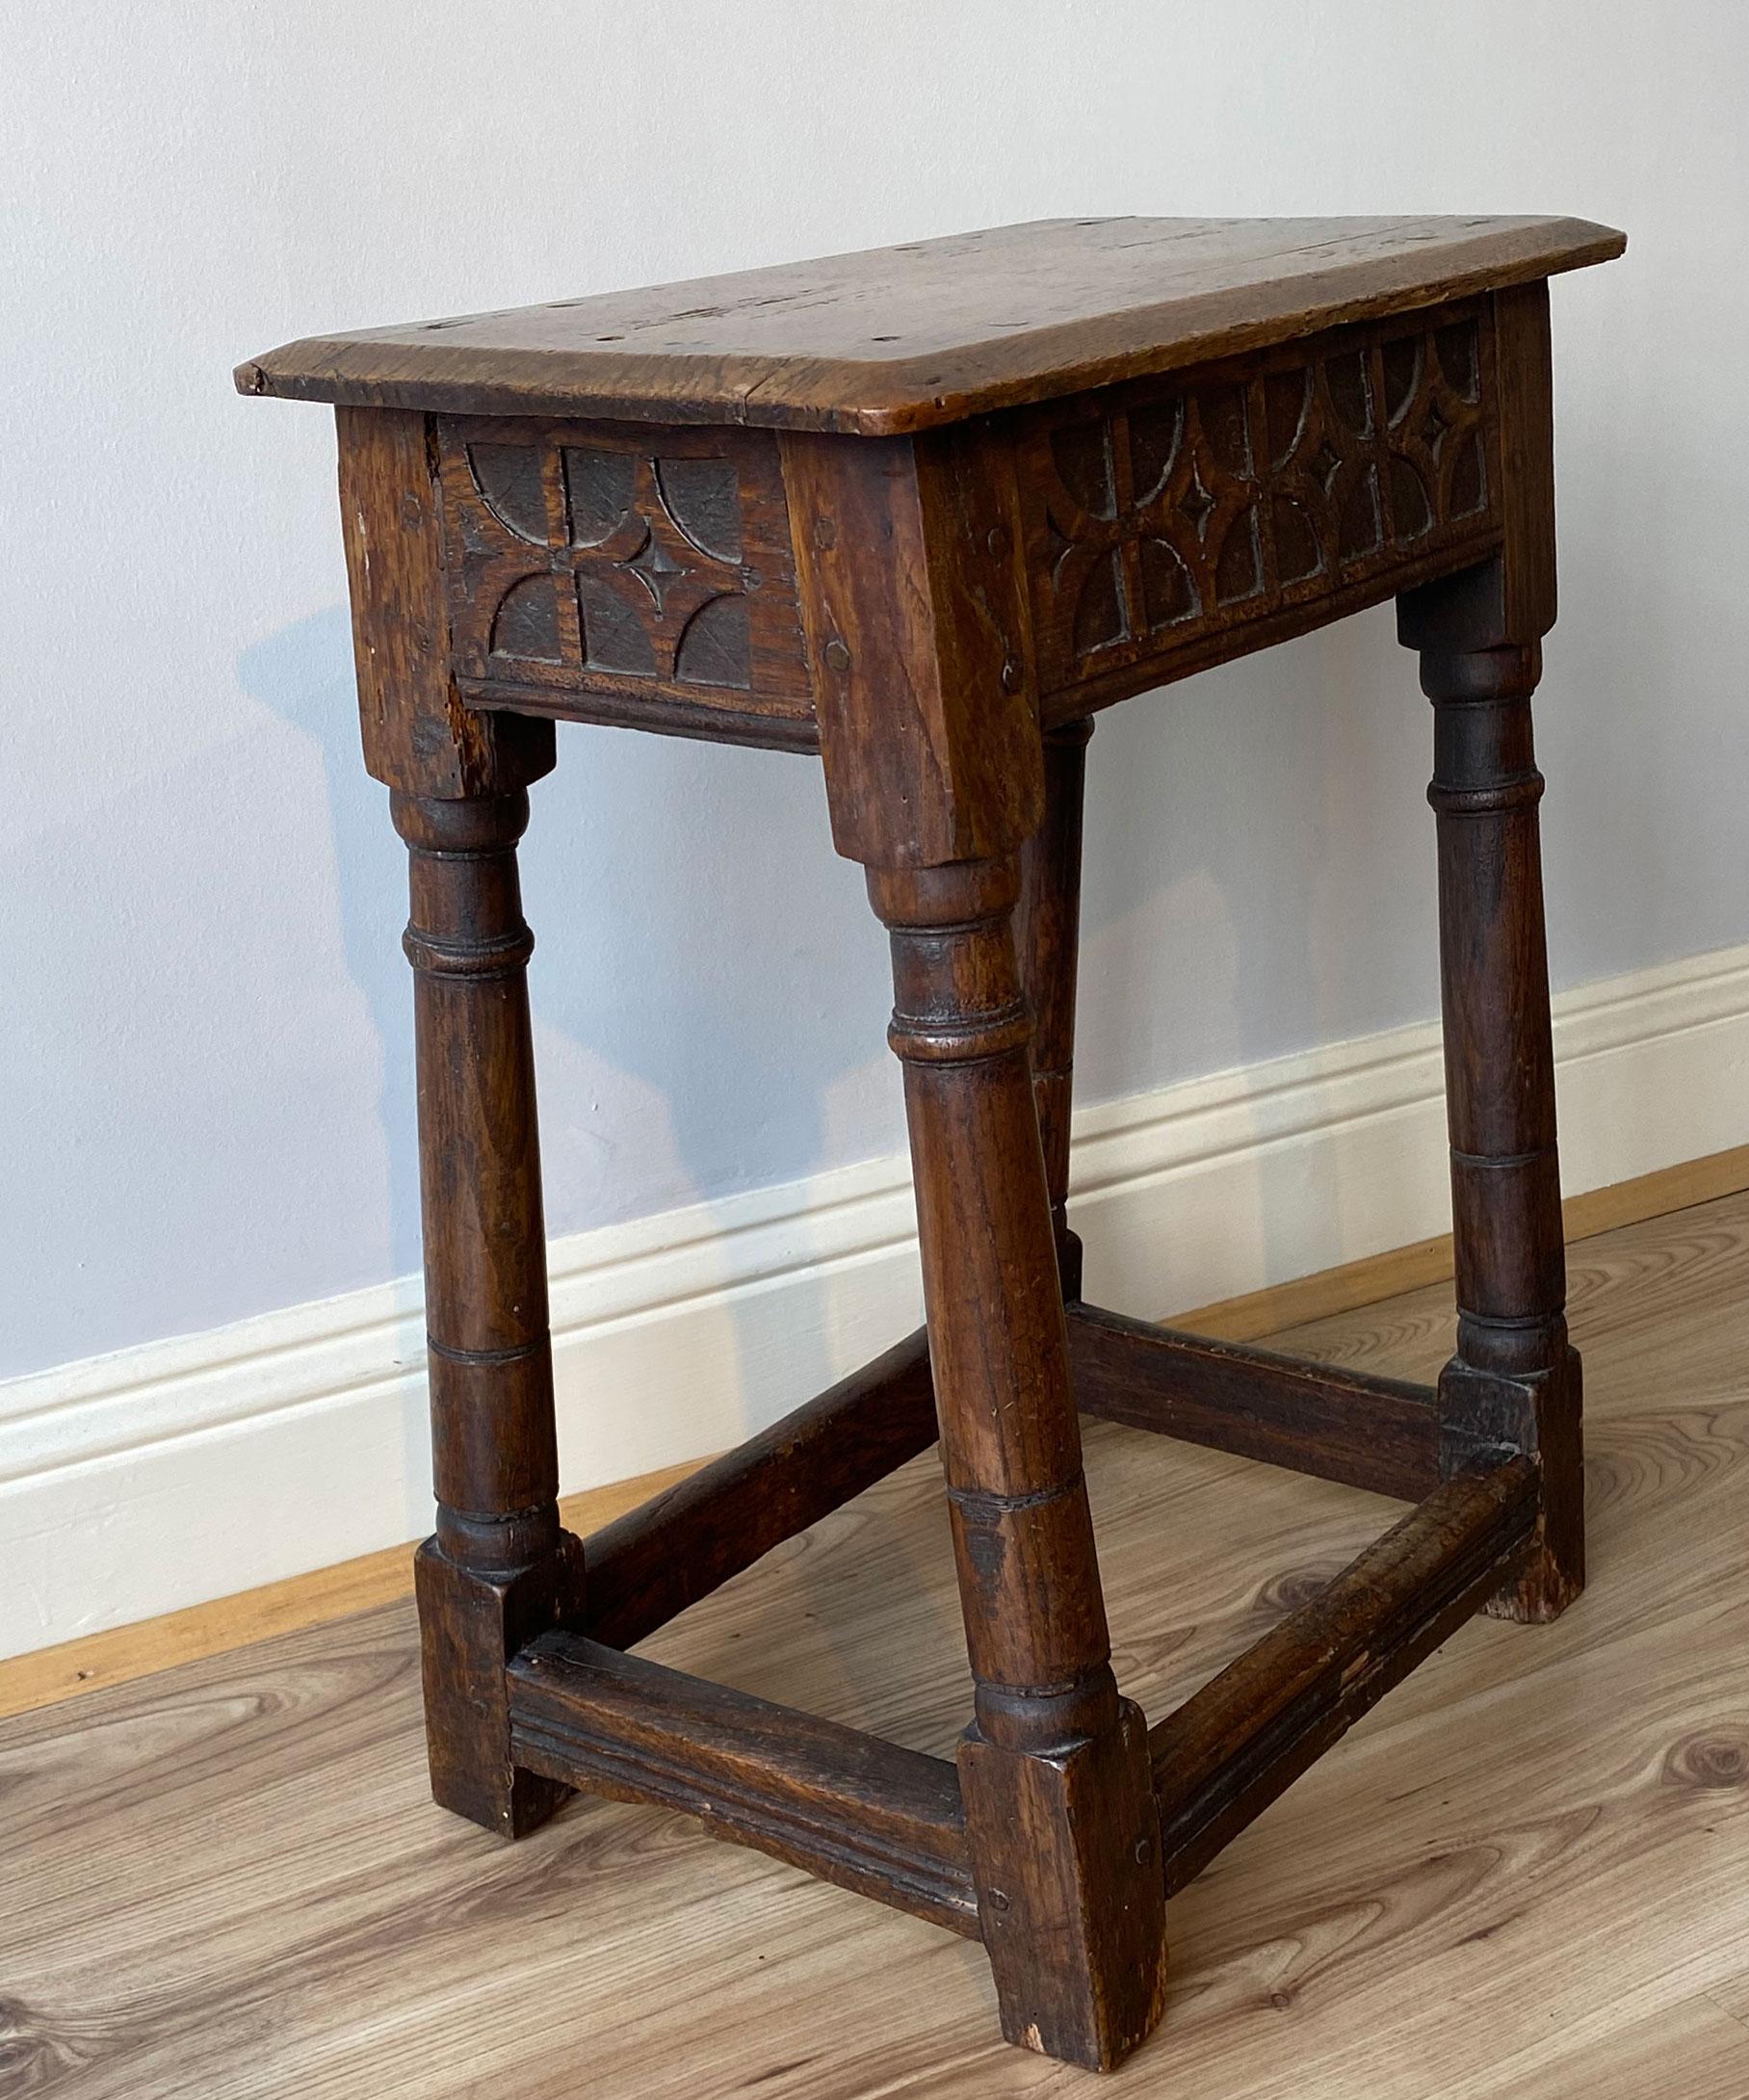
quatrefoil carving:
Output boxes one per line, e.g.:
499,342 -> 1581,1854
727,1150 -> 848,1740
1023,308 -> 1498,694
452,434 -> 763,692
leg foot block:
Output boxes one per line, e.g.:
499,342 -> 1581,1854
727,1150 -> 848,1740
960,1699 -> 1167,2070
415,1535 -> 584,1838
1441,1352 -> 1583,1623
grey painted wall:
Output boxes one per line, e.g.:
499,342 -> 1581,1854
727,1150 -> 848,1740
6,1 -> 1747,1380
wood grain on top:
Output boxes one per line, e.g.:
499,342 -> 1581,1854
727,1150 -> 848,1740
236,215 -> 1624,433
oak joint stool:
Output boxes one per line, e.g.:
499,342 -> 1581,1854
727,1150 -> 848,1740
241,213 -> 1625,2071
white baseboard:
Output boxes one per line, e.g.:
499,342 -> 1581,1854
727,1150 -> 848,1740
5,940 -> 1746,1659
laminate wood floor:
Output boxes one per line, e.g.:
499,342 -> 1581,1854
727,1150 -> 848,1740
8,1193 -> 1749,2098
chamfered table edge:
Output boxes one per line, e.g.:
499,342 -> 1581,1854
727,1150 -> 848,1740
234,216 -> 1625,435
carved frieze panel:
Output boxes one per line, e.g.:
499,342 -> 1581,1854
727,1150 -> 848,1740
435,417 -> 813,725
1017,302 -> 1501,699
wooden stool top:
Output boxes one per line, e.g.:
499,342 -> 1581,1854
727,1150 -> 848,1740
236,215 -> 1622,434
238,213 -> 1624,838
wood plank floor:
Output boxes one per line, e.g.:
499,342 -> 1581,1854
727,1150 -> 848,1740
8,1192 -> 1749,2097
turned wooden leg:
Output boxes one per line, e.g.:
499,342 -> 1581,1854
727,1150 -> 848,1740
797,426 -> 1162,2062
1408,630 -> 1583,1621
870,854 -> 1165,2070
393,787 -> 585,1835
1018,719 -> 1092,1303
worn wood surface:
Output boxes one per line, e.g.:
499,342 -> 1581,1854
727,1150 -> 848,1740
1068,1302 -> 1443,1500
787,424 -> 1040,865
239,217 -> 1623,433
508,1630 -> 978,1937
1150,1457 -> 1538,1892
319,270 -> 1608,760
436,412 -> 817,746
862,854 -> 1164,2064
581,1329 -> 936,1650
1402,576 -> 1582,1619
392,789 -> 584,1840
1019,720 -> 1092,1294
336,407 -> 554,798
9,1188 -> 1749,2097
1021,296 -> 1507,723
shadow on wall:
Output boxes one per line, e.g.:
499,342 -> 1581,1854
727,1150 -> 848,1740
237,608 -> 431,1522
237,609 -> 420,1268
234,600 -> 904,1549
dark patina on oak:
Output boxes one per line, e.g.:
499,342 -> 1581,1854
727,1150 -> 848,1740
241,214 -> 1624,2072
